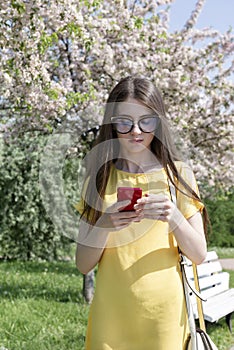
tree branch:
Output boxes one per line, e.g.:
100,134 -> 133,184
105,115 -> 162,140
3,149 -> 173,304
193,133 -> 230,147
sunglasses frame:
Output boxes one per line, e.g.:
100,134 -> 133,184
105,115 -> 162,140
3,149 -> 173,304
111,114 -> 159,134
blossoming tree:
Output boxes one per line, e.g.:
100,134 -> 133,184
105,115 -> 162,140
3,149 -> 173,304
0,0 -> 233,190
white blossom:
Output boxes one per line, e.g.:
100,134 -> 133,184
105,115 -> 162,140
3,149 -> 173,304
0,0 -> 233,193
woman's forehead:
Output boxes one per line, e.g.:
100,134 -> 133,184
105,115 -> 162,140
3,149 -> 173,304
115,100 -> 152,116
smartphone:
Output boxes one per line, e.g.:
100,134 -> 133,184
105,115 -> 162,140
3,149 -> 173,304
117,187 -> 142,211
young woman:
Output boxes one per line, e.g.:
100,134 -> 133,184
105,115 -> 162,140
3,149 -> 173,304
76,76 -> 208,349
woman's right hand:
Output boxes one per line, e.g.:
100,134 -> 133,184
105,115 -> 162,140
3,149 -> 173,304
76,201 -> 143,274
96,200 -> 144,231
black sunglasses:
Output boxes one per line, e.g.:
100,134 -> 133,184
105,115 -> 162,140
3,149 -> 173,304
111,114 -> 159,134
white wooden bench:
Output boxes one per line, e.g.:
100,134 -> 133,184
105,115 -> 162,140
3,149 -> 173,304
184,251 -> 234,332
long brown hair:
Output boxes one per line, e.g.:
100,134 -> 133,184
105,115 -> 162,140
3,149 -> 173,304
81,76 -> 209,235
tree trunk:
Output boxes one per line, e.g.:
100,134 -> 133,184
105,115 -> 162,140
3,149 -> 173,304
83,269 -> 95,304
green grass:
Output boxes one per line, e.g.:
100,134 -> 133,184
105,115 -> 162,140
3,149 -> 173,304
0,256 -> 233,350
0,260 -> 88,350
206,269 -> 234,350
208,247 -> 234,259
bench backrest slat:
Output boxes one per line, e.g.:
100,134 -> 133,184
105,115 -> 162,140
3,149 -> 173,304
183,251 -> 233,325
184,251 -> 230,300
185,261 -> 222,279
188,272 -> 230,291
189,283 -> 229,305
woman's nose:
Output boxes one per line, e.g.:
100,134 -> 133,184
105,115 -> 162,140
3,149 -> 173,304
131,122 -> 141,134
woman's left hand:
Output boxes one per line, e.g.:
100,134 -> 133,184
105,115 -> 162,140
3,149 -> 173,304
134,194 -> 180,223
134,194 -> 207,264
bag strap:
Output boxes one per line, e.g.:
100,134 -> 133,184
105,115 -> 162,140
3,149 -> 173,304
179,253 -> 206,302
167,174 -> 207,333
192,264 -> 206,331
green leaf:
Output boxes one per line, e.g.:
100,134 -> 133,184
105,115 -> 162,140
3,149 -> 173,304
133,16 -> 143,29
11,0 -> 26,14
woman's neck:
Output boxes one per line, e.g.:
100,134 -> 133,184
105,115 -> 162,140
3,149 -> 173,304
115,156 -> 162,174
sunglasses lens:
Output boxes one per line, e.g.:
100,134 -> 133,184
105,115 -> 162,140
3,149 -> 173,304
112,118 -> 133,133
139,117 -> 158,132
112,115 -> 159,134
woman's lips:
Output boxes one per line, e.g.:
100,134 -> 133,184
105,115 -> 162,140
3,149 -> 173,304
129,139 -> 144,143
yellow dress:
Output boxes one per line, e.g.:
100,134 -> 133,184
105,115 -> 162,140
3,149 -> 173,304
77,161 -> 204,350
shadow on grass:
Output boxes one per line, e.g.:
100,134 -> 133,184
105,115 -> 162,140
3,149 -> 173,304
0,261 -> 86,304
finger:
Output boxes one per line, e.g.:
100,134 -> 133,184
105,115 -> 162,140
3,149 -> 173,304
116,200 -> 132,212
134,202 -> 161,211
143,208 -> 171,220
109,211 -> 140,228
107,200 -> 131,213
116,211 -> 144,222
143,213 -> 165,221
116,216 -> 143,226
137,194 -> 169,204
117,211 -> 142,219
135,197 -> 172,210
115,223 -> 131,230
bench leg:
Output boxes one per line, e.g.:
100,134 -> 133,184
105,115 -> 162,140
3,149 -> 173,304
205,320 -> 209,331
226,312 -> 233,333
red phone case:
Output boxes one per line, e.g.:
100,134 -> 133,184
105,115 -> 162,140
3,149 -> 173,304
117,187 -> 142,211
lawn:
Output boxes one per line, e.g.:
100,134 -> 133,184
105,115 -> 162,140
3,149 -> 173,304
0,260 -> 88,350
0,248 -> 233,350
